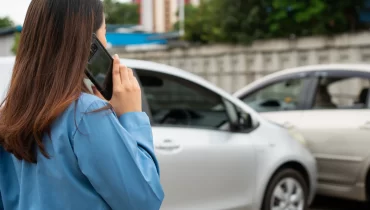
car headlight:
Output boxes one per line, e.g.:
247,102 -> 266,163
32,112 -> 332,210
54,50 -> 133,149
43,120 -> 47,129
287,128 -> 307,146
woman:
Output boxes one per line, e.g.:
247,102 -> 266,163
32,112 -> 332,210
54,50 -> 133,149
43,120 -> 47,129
0,0 -> 164,209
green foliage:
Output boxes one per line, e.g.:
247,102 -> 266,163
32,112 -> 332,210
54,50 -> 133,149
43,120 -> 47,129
214,0 -> 270,44
268,0 -> 326,36
104,0 -> 139,24
0,16 -> 13,28
179,0 -> 367,44
178,0 -> 270,44
267,0 -> 365,37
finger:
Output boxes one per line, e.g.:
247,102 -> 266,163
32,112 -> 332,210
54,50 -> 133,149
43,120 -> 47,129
112,54 -> 121,87
132,77 -> 141,90
127,68 -> 134,81
119,64 -> 130,84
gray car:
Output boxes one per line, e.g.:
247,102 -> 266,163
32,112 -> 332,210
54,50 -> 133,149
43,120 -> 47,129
0,57 -> 317,210
234,64 -> 370,202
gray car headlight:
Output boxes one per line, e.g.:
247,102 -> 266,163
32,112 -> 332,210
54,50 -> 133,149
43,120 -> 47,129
287,128 -> 307,146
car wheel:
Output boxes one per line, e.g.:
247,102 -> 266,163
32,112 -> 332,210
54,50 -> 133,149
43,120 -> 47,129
262,169 -> 308,210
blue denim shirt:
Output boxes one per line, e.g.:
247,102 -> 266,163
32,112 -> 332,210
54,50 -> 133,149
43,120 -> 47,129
0,93 -> 164,210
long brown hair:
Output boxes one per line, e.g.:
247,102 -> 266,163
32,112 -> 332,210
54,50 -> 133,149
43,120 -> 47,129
0,0 -> 104,163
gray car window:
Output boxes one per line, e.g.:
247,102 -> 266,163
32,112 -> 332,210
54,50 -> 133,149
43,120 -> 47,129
313,76 -> 370,109
136,71 -> 229,130
241,78 -> 307,112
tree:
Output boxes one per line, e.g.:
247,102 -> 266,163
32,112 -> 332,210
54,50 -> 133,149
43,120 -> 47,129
178,0 -> 367,44
211,0 -> 270,43
0,16 -> 13,28
267,0 -> 365,37
173,4 -> 208,43
104,0 -> 139,24
176,0 -> 270,44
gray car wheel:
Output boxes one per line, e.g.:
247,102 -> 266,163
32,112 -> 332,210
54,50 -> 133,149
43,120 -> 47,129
262,169 -> 308,210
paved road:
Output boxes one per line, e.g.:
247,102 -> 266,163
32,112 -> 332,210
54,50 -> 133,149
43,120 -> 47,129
309,196 -> 368,210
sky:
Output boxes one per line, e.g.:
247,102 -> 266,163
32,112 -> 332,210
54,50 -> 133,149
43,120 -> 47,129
0,0 -> 131,25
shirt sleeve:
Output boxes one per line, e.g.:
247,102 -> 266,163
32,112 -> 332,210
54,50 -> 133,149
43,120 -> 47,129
72,100 -> 164,210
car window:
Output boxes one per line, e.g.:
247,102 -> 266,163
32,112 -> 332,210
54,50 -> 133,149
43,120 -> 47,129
313,76 -> 370,109
136,70 -> 229,129
241,78 -> 307,112
0,63 -> 14,101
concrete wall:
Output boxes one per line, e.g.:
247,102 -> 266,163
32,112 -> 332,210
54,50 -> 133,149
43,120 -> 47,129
0,35 -> 15,57
110,31 -> 370,93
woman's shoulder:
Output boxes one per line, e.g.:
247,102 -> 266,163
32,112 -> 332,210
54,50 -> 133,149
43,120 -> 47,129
64,93 -> 114,137
76,93 -> 110,113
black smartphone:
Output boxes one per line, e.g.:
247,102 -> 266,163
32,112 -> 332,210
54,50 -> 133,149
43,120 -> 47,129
85,33 -> 114,100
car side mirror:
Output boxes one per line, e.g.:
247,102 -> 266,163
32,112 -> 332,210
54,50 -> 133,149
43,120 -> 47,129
223,98 -> 254,132
229,111 -> 253,132
236,111 -> 254,131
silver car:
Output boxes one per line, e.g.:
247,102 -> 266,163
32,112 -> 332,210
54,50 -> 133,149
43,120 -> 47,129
0,57 -> 316,210
234,64 -> 370,202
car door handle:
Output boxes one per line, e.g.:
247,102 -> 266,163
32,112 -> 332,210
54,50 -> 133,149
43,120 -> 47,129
155,139 -> 181,151
359,121 -> 370,130
156,144 -> 180,150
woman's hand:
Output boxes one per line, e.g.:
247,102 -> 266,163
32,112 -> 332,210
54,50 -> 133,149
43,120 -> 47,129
92,54 -> 142,116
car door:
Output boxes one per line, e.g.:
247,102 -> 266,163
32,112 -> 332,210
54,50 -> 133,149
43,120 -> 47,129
298,70 -> 370,187
238,73 -> 312,129
135,69 -> 257,210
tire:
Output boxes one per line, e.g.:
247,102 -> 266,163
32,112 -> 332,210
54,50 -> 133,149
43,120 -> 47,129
262,169 -> 309,210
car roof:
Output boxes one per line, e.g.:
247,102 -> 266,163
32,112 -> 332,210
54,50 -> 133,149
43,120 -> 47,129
0,56 -> 262,119
0,56 -> 227,99
233,63 -> 370,97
